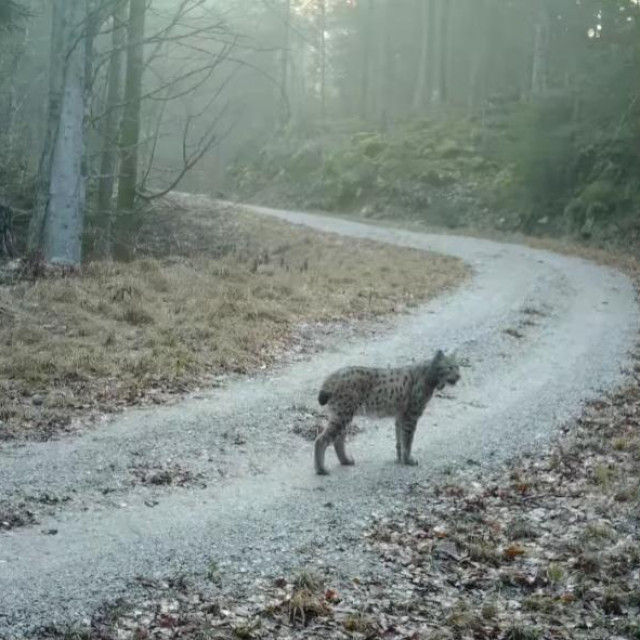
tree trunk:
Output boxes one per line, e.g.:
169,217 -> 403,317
96,0 -> 127,256
27,0 -> 66,252
375,0 -> 392,127
412,0 -> 431,113
358,0 -> 373,121
0,21 -> 27,158
319,0 -> 327,121
280,0 -> 291,126
531,3 -> 549,99
439,0 -> 452,104
428,0 -> 441,105
430,0 -> 450,106
41,0 -> 88,265
467,0 -> 488,113
115,0 -> 146,257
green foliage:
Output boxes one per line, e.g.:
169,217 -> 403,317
232,115 -> 497,228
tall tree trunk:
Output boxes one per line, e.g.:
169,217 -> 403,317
412,0 -> 431,113
430,0 -> 450,106
115,0 -> 146,259
531,3 -> 549,99
0,21 -> 27,158
319,0 -> 327,121
467,0 -> 488,113
439,0 -> 452,104
375,0 -> 392,127
42,0 -> 88,265
27,0 -> 66,252
280,0 -> 291,126
428,0 -> 441,105
358,0 -> 373,121
96,0 -> 127,256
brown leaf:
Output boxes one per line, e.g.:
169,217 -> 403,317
503,544 -> 526,560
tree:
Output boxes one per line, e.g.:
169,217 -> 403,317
0,0 -> 28,31
280,0 -> 291,125
28,0 -> 89,265
115,0 -> 146,216
412,0 -> 431,113
96,0 -> 128,256
531,1 -> 550,99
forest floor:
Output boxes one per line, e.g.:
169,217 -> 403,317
1,201 -> 638,640
0,197 -> 465,442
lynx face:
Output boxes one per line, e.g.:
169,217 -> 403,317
430,350 -> 460,390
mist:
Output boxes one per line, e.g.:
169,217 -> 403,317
0,2 -> 639,638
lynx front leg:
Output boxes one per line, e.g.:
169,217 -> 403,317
334,428 -> 355,467
399,417 -> 419,466
314,420 -> 343,475
395,419 -> 402,463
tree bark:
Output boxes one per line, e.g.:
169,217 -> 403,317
280,0 -> 291,126
375,0 -> 392,127
358,0 -> 373,121
96,0 -> 127,256
319,0 -> 327,121
41,0 -> 88,265
115,0 -> 146,259
531,2 -> 549,99
27,0 -> 66,252
467,0 -> 488,113
430,0 -> 450,106
116,0 -> 145,212
412,0 -> 431,113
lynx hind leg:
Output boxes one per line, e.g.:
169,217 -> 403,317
334,429 -> 355,466
399,417 -> 419,466
314,420 -> 345,475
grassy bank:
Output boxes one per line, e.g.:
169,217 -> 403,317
0,199 -> 467,441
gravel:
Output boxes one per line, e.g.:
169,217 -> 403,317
0,198 -> 637,637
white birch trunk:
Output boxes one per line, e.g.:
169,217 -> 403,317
42,0 -> 87,265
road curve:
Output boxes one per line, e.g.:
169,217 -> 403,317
0,198 -> 637,637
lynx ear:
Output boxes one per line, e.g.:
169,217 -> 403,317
435,349 -> 445,360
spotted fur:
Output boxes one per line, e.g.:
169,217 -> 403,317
314,350 -> 460,475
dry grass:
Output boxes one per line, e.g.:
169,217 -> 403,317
0,202 -> 467,440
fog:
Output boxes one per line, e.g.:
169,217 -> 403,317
0,0 -> 638,261
1,2 -> 640,637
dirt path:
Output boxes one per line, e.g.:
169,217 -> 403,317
0,197 -> 637,637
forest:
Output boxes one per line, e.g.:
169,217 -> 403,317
1,2 -> 640,639
1,0 -> 639,263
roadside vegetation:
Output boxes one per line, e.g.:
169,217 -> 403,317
0,199 -> 466,441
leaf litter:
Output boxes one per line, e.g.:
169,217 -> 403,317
35,349 -> 640,639
22,241 -> 640,639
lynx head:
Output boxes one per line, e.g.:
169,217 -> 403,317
429,349 -> 461,390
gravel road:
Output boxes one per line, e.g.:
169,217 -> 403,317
0,198 -> 637,637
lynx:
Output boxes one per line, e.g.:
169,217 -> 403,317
314,350 -> 460,475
